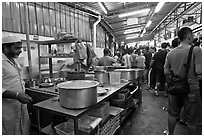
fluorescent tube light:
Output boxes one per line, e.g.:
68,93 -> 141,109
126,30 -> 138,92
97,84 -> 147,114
143,29 -> 146,34
154,2 -> 165,13
118,8 -> 150,18
124,28 -> 140,34
146,20 -> 152,28
140,29 -> 146,37
127,18 -> 138,25
126,34 -> 139,40
98,2 -> 107,14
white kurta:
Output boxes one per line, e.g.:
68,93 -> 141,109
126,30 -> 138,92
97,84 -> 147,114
2,53 -> 30,135
122,54 -> 132,68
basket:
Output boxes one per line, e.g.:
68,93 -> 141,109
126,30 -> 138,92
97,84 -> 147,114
54,122 -> 74,135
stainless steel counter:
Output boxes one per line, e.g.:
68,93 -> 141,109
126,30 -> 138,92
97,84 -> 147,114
33,81 -> 131,134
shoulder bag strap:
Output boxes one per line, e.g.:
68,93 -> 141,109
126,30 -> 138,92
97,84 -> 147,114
184,45 -> 194,78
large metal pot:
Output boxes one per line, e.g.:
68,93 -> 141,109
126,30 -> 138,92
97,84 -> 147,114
94,71 -> 109,86
132,69 -> 145,79
57,80 -> 99,109
114,69 -> 136,81
66,71 -> 86,80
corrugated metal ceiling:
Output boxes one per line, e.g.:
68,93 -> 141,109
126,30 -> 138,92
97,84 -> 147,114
63,2 -> 180,43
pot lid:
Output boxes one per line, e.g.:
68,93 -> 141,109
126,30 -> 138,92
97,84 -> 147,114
114,69 -> 135,72
57,80 -> 99,89
132,68 -> 144,71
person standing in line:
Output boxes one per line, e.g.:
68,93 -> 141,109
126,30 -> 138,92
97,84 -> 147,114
144,46 -> 152,84
164,27 -> 202,135
130,49 -> 138,68
153,43 -> 168,96
122,49 -> 132,68
146,47 -> 157,90
171,37 -> 180,48
2,36 -> 33,134
135,49 -> 146,69
97,48 -> 116,66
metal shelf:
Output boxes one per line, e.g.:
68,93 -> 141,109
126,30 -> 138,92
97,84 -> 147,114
121,108 -> 135,125
37,38 -> 81,79
39,55 -> 73,58
36,38 -> 89,45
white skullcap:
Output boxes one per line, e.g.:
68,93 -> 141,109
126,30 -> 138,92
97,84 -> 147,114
2,36 -> 22,44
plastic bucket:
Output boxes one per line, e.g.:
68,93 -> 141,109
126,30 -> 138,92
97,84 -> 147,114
109,71 -> 121,85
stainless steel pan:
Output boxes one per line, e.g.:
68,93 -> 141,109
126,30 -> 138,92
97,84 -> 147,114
57,80 -> 99,109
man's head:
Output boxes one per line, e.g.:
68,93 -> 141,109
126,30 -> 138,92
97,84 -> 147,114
136,49 -> 141,55
161,42 -> 168,49
171,38 -> 180,48
177,27 -> 194,44
2,36 -> 23,58
103,48 -> 111,56
145,46 -> 149,52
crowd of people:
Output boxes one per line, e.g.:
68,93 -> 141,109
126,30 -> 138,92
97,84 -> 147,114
95,27 -> 202,135
2,27 -> 201,135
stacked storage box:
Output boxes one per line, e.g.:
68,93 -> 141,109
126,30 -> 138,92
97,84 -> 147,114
54,115 -> 102,135
88,102 -> 110,125
97,106 -> 124,135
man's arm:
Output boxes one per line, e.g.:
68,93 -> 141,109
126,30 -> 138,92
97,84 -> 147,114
164,53 -> 172,83
2,89 -> 33,104
111,57 -> 116,65
2,88 -> 17,99
194,47 -> 202,75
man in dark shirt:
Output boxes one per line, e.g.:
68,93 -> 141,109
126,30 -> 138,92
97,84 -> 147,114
144,46 -> 152,83
147,47 -> 157,90
154,43 -> 168,95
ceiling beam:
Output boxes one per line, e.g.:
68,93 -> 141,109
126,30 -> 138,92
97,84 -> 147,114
107,15 -> 148,24
120,34 -> 154,43
113,22 -> 146,32
151,2 -> 185,34
60,2 -> 99,17
107,3 -> 157,16
116,31 -> 141,37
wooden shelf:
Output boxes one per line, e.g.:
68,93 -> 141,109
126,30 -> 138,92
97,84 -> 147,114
40,55 -> 73,58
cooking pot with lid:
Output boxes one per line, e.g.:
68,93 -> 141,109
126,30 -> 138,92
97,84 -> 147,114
57,80 -> 99,109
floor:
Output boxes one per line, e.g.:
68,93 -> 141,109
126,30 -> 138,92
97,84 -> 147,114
122,83 -> 190,135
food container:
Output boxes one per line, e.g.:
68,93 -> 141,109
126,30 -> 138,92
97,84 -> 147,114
94,71 -> 109,86
114,69 -> 136,81
54,122 -> 74,135
132,68 -> 145,79
57,80 -> 99,109
88,102 -> 110,124
66,115 -> 102,133
109,71 -> 121,85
